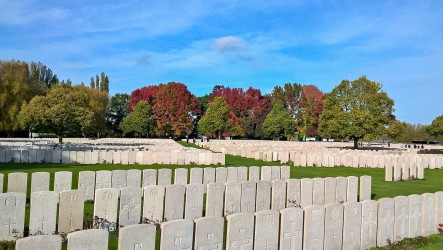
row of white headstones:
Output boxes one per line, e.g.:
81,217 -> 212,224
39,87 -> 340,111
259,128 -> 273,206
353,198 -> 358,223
13,191 -> 443,250
0,149 -> 225,165
0,174 -> 370,239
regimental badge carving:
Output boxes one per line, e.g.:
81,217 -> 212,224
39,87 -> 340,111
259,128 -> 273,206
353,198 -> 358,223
5,196 -> 17,207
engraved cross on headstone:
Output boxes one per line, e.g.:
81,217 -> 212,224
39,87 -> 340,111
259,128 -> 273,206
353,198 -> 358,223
230,228 -> 252,250
3,218 -> 17,235
38,215 -> 48,231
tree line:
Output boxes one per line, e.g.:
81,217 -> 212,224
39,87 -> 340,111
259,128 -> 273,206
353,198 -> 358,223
2,60 -> 443,147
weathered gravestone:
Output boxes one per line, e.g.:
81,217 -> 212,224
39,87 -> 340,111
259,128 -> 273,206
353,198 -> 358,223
16,235 -> 62,250
28,150 -> 37,163
203,167 -> 216,187
119,187 -> 142,227
126,169 -> 142,188
58,190 -> 84,234
361,200 -> 378,250
118,224 -> 156,250
128,151 -> 137,164
190,168 -> 203,184
51,151 -> 61,164
394,163 -> 402,181
160,220 -> 194,250
0,173 -> 3,193
95,170 -> 112,190
377,198 -> 395,247
303,205 -> 325,250
135,151 -> 144,165
300,178 -> 313,207
324,177 -> 337,205
256,180 -> 271,211
421,193 -> 435,236
0,192 -> 26,240
394,196 -> 410,241
7,172 -> 27,193
286,179 -> 301,208
281,165 -> 290,180
272,179 -> 287,210
225,182 -> 242,215
435,191 -> 443,231
408,194 -> 422,238
254,210 -> 279,249
78,171 -> 95,201
31,172 -> 50,193
29,191 -> 58,235
142,185 -> 165,224
113,151 -> 121,164
54,171 -> 72,195
142,169 -> 157,187
324,203 -> 343,250
174,168 -> 188,185
360,175 -> 372,201
241,181 -> 256,213
346,176 -> 358,202
12,150 -> 21,163
280,207 -> 303,250
0,150 -> 5,163
216,167 -> 228,184
248,166 -> 260,182
67,229 -> 108,250
111,170 -> 127,189
226,213 -> 254,250
343,202 -> 362,250
184,183 -> 203,220
94,188 -> 119,231
238,167 -> 248,182
225,167 -> 236,183
194,216 -> 224,250
76,151 -> 85,164
158,168 -> 172,186
261,166 -> 272,181
164,184 -> 186,221
120,151 -> 129,165
312,178 -> 325,205
205,182 -> 224,217
43,150 -> 52,163
335,176 -> 347,203
271,166 -> 281,181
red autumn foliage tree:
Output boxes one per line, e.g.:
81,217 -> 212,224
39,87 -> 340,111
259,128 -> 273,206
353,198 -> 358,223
128,85 -> 159,111
297,85 -> 324,137
153,82 -> 200,137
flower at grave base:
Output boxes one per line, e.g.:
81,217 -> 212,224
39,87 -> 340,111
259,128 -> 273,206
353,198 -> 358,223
438,223 -> 443,228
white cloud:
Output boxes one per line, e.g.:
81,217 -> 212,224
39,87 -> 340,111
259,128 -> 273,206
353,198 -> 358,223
212,36 -> 248,53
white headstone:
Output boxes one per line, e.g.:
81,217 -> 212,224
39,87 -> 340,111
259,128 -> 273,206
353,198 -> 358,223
324,203 -> 344,250
160,220 -> 194,250
248,166 -> 260,182
303,205 -> 325,250
324,177 -> 336,205
190,168 -> 203,184
31,172 -> 50,193
312,178 -> 325,205
254,210 -> 279,250
226,213 -> 254,250
111,170 -> 127,189
95,170 -> 112,190
271,179 -> 286,210
300,178 -> 313,207
75,151 -> 84,164
29,191 -> 58,235
143,185 -> 165,224
120,151 -> 129,165
237,167 -> 248,182
119,187 -> 142,227
67,229 -> 108,250
184,183 -> 203,220
256,180 -> 271,211
281,165 -> 290,180
286,179 -> 301,208
142,169 -> 157,187
0,173 -> 3,193
226,167 -> 237,183
343,202 -> 362,249
225,182 -> 242,216
240,181 -> 256,213
346,176 -> 358,202
394,163 -> 402,181
194,216 -> 224,250
280,207 -> 303,250
421,193 -> 435,236
0,192 -> 26,240
164,184 -> 186,221
7,172 -> 27,193
158,168 -> 172,186
435,191 -> 443,232
126,169 -> 142,188
359,175 -> 372,201
173,168 -> 188,185
394,196 -> 410,240
270,166 -> 281,181
78,171 -> 95,201
58,190 -> 85,234
261,166 -> 271,181
51,151 -> 60,164
94,188 -> 119,231
54,171 -> 72,195
203,167 -> 216,187
361,200 -> 378,250
377,197 -> 395,247
205,182 -> 225,217
408,194 -> 422,238
335,176 -> 347,203
16,235 -> 62,250
118,224 -> 156,250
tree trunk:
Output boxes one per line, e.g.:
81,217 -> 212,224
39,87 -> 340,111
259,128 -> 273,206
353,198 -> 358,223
353,138 -> 359,149
58,137 -> 63,144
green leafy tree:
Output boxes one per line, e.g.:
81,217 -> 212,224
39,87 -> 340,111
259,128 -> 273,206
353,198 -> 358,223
198,97 -> 233,138
120,101 -> 155,137
386,120 -> 408,141
262,100 -> 295,140
427,114 -> 443,138
107,93 -> 130,136
319,76 -> 394,148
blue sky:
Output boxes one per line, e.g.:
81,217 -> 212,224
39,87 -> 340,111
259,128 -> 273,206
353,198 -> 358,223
1,0 -> 442,124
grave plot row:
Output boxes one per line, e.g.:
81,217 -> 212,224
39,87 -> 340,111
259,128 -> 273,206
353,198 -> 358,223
14,191 -> 443,249
385,162 -> 425,181
0,149 -> 225,165
0,175 -> 370,239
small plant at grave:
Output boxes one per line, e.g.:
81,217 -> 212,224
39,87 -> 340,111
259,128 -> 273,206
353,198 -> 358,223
287,199 -> 301,208
224,210 -> 234,216
84,199 -> 94,204
58,232 -> 68,243
190,161 -> 196,165
141,217 -> 166,232
377,235 -> 440,249
93,216 -> 118,235
0,240 -> 15,249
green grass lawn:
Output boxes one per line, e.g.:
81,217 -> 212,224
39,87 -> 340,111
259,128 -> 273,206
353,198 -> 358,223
1,149 -> 443,249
